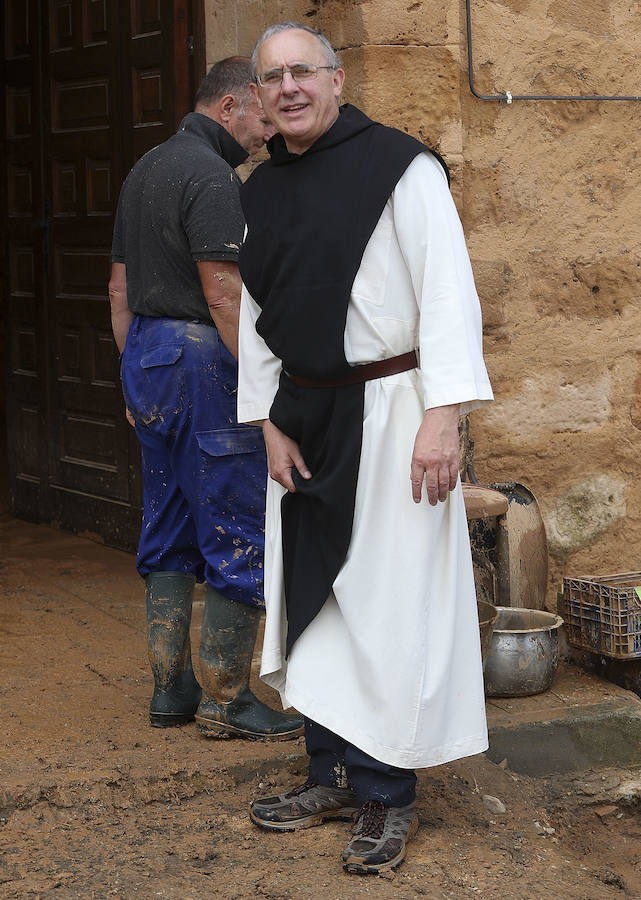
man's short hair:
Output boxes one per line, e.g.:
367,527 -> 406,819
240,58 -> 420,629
250,22 -> 341,79
194,57 -> 253,110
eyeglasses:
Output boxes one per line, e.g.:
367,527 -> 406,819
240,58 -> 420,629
255,64 -> 336,87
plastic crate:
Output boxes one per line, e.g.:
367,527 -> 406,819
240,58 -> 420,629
561,572 -> 641,659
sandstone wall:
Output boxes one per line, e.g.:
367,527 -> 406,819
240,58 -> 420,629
203,0 -> 641,605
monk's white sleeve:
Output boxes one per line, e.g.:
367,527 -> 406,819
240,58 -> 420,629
393,152 -> 493,414
237,286 -> 281,424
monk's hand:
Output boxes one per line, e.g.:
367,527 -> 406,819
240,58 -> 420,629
263,419 -> 312,493
410,404 -> 460,505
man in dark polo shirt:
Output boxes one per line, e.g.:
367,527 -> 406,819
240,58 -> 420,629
108,57 -> 303,741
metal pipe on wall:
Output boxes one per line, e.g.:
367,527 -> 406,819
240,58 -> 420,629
465,0 -> 641,102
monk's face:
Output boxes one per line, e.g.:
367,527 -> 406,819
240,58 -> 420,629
252,29 -> 344,155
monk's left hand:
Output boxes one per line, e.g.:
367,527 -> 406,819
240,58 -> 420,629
410,404 -> 460,505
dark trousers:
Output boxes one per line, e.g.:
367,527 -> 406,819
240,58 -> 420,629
305,718 -> 416,807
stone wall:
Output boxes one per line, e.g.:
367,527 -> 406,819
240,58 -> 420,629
203,0 -> 641,606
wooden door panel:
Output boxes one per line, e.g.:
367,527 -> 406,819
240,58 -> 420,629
86,158 -> 114,216
50,137 -> 115,213
126,0 -> 189,162
7,163 -> 35,217
49,0 -> 112,49
6,84 -> 34,139
53,243 -> 112,297
49,0 -> 79,51
52,77 -> 112,131
8,290 -> 40,414
132,0 -> 162,34
84,0 -> 111,44
5,3 -> 32,59
132,62 -> 164,127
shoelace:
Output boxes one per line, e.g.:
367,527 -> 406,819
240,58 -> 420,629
353,799 -> 387,839
285,779 -> 318,798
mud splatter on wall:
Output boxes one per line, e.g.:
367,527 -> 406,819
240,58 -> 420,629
204,0 -> 641,604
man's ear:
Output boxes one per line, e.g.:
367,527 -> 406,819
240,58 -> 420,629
249,82 -> 260,103
218,93 -> 235,123
332,67 -> 345,99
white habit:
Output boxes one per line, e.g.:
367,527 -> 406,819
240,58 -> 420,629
237,152 -> 494,769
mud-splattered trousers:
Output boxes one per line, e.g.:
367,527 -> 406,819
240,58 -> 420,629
121,315 -> 267,607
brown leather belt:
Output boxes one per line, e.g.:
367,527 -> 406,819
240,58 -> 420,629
286,349 -> 418,389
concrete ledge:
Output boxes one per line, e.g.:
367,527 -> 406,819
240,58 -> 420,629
485,660 -> 641,776
488,705 -> 641,776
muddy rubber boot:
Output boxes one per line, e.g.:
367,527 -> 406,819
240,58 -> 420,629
146,571 -> 202,727
195,586 -> 304,741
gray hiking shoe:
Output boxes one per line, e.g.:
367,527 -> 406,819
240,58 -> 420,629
342,799 -> 418,874
250,780 -> 358,832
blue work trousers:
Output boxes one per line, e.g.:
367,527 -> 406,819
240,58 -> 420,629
305,718 -> 417,807
121,315 -> 267,607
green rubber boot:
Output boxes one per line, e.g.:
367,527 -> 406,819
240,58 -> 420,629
195,586 -> 304,741
146,571 -> 202,727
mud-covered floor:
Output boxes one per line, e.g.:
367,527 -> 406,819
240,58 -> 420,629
2,512 -> 641,898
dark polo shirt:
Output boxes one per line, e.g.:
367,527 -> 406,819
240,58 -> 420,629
112,112 -> 248,323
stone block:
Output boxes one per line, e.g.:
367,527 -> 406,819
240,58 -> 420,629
313,0 -> 450,48
545,474 -> 626,557
469,258 -> 512,341
230,0 -> 451,49
516,253 -> 639,323
204,1 -> 240,61
446,159 -> 465,216
212,0 -> 455,51
481,371 -> 613,442
569,255 -> 641,319
473,261 -> 510,303
547,0 -> 615,37
341,45 -> 461,155
236,1 -> 273,55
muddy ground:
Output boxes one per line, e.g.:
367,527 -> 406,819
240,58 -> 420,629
2,510 -> 641,899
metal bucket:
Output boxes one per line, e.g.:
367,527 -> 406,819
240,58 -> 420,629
484,607 -> 563,697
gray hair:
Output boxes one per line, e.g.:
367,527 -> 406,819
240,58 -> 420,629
250,22 -> 341,79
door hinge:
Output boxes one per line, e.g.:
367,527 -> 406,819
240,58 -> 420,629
187,35 -> 194,54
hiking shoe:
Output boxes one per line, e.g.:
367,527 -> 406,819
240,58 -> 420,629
250,780 -> 358,832
342,800 -> 418,874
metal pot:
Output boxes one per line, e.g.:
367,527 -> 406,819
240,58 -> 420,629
484,607 -> 563,697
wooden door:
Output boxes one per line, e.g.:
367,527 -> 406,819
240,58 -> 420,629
2,0 -> 201,550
